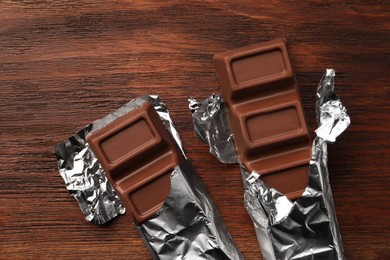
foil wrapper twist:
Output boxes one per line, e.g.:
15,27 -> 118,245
55,95 -> 243,259
189,69 -> 350,260
189,94 -> 238,164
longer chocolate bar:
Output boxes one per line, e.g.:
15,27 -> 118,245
214,39 -> 311,200
87,102 -> 182,224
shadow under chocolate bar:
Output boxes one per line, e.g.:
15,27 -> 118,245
87,102 -> 183,224
214,39 -> 312,200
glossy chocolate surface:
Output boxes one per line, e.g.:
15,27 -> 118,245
87,102 -> 182,224
214,39 -> 311,200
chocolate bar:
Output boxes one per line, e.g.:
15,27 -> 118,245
214,39 -> 311,199
56,96 -> 244,259
87,102 -> 182,224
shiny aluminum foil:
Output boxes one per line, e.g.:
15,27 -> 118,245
315,69 -> 350,143
141,161 -> 243,260
190,69 -> 350,259
55,95 -> 242,259
189,94 -> 238,164
55,123 -> 125,225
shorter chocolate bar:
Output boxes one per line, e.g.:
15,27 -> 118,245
87,102 -> 182,224
214,39 -> 312,200
56,96 -> 244,259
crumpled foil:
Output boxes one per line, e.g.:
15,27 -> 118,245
55,95 -> 243,259
189,94 -> 238,164
190,69 -> 350,259
315,69 -> 350,143
140,161 -> 243,260
55,121 -> 125,225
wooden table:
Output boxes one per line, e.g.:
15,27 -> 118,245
1,1 -> 389,259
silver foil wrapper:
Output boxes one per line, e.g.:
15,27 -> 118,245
55,121 -> 126,225
190,69 -> 350,259
55,95 -> 243,259
189,94 -> 238,164
315,69 -> 350,143
140,161 -> 243,260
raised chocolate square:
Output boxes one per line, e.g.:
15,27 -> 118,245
231,49 -> 287,84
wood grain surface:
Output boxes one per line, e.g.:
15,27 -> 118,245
1,1 -> 389,259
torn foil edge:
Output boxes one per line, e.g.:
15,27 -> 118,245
54,95 -> 184,224
55,95 -> 243,259
242,140 -> 343,259
190,69 -> 349,259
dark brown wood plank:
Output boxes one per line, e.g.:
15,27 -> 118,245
0,1 -> 389,259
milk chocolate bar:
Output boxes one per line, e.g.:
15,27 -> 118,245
87,102 -> 182,224
57,96 -> 244,259
214,39 -> 311,199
